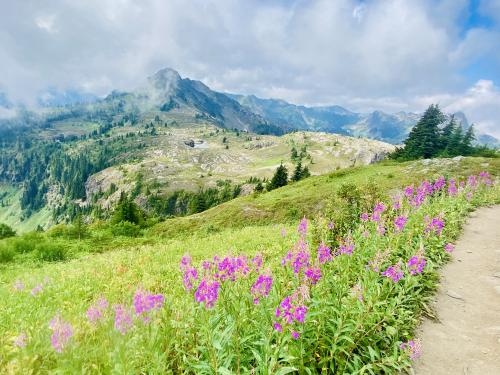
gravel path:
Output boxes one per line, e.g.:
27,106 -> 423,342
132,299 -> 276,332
413,205 -> 500,374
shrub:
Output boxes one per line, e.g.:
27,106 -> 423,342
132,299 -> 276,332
0,223 -> 16,239
110,221 -> 141,237
35,242 -> 67,262
0,243 -> 15,263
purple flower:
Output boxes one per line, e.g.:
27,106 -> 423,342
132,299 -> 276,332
377,223 -> 386,236
433,176 -> 446,192
280,228 -> 287,238
327,221 -> 335,230
273,322 -> 283,332
252,254 -> 263,273
31,284 -> 43,297
251,273 -> 273,304
305,266 -> 321,285
86,297 -> 109,324
407,256 -> 426,275
404,185 -> 414,198
360,212 -> 369,222
467,175 -> 477,189
194,279 -> 220,309
13,279 -> 25,291
479,171 -> 492,185
49,314 -> 73,353
14,332 -> 28,348
114,304 -> 133,335
382,263 -> 404,283
297,217 -> 308,236
291,331 -> 300,340
400,339 -> 422,360
444,243 -> 454,253
133,289 -> 164,319
338,237 -> 354,255
394,216 -> 408,232
425,216 -> 445,236
447,179 -> 457,196
317,242 -> 332,264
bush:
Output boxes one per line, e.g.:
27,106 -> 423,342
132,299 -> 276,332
35,242 -> 67,262
9,235 -> 39,254
0,223 -> 16,239
0,243 -> 15,263
110,221 -> 142,237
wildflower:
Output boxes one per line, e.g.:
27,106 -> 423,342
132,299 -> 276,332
433,176 -> 446,192
447,179 -> 457,196
479,171 -> 492,185
291,331 -> 300,340
407,255 -> 426,275
317,242 -> 332,264
273,322 -> 283,332
394,215 -> 408,232
14,332 -> 28,348
377,223 -> 386,236
467,175 -> 477,189
86,297 -> 109,324
114,304 -> 133,335
444,243 -> 454,253
49,314 -> 73,353
392,197 -> 401,211
382,263 -> 404,283
466,192 -> 472,201
251,254 -> 263,273
327,221 -> 335,230
404,185 -> 414,198
367,250 -> 390,273
13,279 -> 25,291
251,273 -> 273,304
31,284 -> 43,297
425,216 -> 445,236
133,289 -> 164,319
360,212 -> 369,222
194,279 -> 220,309
297,217 -> 308,236
400,339 -> 422,360
305,266 -> 321,285
338,236 -> 354,255
275,287 -> 310,334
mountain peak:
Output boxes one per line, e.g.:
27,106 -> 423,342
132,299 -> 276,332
147,68 -> 182,93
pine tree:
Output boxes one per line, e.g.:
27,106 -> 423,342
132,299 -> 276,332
461,125 -> 476,155
268,163 -> 288,191
447,125 -> 464,156
440,115 -> 457,152
292,160 -> 303,182
254,181 -> 264,193
401,104 -> 445,159
301,165 -> 311,179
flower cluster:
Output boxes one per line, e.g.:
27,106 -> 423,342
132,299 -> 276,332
444,243 -> 454,253
381,263 -> 404,283
400,339 -> 422,360
114,304 -> 133,335
14,332 -> 28,348
194,279 -> 221,309
394,215 -> 408,232
49,314 -> 74,353
338,236 -> 355,255
407,255 -> 426,275
133,289 -> 164,321
424,216 -> 445,236
180,255 -> 198,291
86,297 -> 109,324
274,286 -> 310,339
317,242 -> 332,264
251,273 -> 273,304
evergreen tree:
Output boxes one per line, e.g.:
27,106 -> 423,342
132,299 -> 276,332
291,147 -> 298,161
267,163 -> 288,191
440,115 -> 457,151
461,125 -> 476,155
292,160 -> 303,182
301,165 -> 311,179
254,181 -> 264,193
447,125 -> 464,156
401,104 -> 445,159
111,192 -> 144,225
0,223 -> 16,239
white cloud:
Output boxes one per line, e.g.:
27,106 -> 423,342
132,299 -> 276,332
0,0 -> 498,136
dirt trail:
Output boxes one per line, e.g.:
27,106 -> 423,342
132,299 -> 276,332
413,205 -> 500,375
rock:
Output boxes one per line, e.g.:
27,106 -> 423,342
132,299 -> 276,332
446,290 -> 464,300
184,139 -> 195,147
452,156 -> 464,161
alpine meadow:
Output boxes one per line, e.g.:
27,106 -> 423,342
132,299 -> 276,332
1,1 -> 500,374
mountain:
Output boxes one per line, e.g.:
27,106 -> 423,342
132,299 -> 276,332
228,94 -> 499,146
37,89 -> 99,107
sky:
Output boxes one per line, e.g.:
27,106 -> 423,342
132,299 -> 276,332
0,0 -> 499,136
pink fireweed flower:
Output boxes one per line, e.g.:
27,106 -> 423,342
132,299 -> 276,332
400,339 -> 422,361
404,185 -> 414,198
305,266 -> 321,285
86,297 -> 109,324
371,203 -> 385,222
360,212 -> 369,222
180,254 -> 199,290
194,278 -> 220,309
338,236 -> 354,255
49,314 -> 73,353
444,243 -> 454,253
327,221 -> 335,230
394,215 -> 408,232
447,179 -> 457,196
31,284 -> 43,297
382,263 -> 404,283
479,171 -> 492,185
317,242 -> 332,264
297,217 -> 308,237
392,196 -> 402,211
133,289 -> 164,320
433,176 -> 446,192
14,332 -> 28,348
274,287 -> 310,335
251,254 -> 263,273
366,250 -> 391,273
13,279 -> 25,291
273,322 -> 283,332
114,304 -> 133,335
251,273 -> 273,304
467,175 -> 478,189
407,255 -> 426,275
466,192 -> 472,201
291,331 -> 300,340
424,216 -> 445,236
377,223 -> 386,236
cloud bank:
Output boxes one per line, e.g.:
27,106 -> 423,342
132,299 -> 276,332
0,0 -> 499,135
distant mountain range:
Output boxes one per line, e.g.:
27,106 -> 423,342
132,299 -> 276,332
1,68 -> 498,146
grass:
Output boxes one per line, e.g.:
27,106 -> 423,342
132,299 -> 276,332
0,157 -> 499,373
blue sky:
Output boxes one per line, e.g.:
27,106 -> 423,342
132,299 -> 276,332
0,0 -> 499,136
